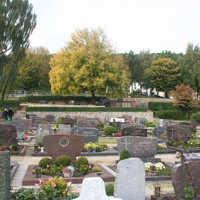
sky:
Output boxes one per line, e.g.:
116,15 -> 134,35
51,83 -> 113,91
29,0 -> 200,54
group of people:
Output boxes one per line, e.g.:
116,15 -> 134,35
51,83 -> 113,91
2,108 -> 14,121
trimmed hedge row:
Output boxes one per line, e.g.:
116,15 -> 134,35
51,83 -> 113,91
154,110 -> 189,120
0,100 -> 21,111
19,95 -> 108,103
148,102 -> 174,111
26,106 -> 147,112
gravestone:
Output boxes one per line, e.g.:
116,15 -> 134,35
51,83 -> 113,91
43,134 -> 84,160
115,158 -> 145,200
172,161 -> 200,199
31,116 -> 49,129
61,117 -> 75,127
77,119 -> 99,128
135,117 -> 147,127
0,124 -> 18,145
0,151 -> 11,200
72,127 -> 98,143
57,124 -> 71,134
153,126 -> 164,138
75,177 -> 122,200
35,124 -> 50,144
166,122 -> 193,145
117,136 -> 157,159
45,115 -> 55,123
121,125 -> 147,137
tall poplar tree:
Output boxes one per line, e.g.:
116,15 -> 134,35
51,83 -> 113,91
0,0 -> 36,100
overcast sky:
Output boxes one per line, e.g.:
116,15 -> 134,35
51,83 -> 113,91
28,0 -> 200,54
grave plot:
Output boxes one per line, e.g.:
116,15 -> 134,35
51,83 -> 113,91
0,124 -> 27,156
23,134 -> 114,185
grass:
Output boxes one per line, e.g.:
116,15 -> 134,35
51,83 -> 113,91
98,137 -> 117,145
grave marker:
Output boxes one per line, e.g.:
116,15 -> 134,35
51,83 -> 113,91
115,158 -> 145,200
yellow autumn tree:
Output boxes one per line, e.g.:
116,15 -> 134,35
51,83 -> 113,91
49,28 -> 130,98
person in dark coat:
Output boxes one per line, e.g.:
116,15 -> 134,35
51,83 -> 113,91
2,108 -> 8,120
8,108 -> 14,120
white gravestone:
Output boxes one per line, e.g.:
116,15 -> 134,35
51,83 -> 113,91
115,158 -> 145,200
35,124 -> 50,144
74,177 -> 122,200
57,124 -> 71,134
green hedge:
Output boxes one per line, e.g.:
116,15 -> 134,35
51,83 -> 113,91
26,106 -> 147,112
154,110 -> 189,120
0,100 -> 21,111
19,95 -> 109,103
148,102 -> 174,111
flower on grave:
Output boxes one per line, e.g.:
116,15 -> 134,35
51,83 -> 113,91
116,132 -> 121,137
154,162 -> 165,170
144,162 -> 153,171
0,146 -> 2,151
51,125 -> 59,131
23,133 -> 28,140
62,167 -> 68,173
51,182 -> 56,187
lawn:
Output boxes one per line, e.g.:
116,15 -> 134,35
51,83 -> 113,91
98,137 -> 117,145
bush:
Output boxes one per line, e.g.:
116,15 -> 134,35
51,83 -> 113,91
11,188 -> 36,200
39,157 -> 54,169
120,149 -> 131,160
26,106 -> 147,112
145,121 -> 157,127
75,157 -> 89,175
97,122 -> 104,130
148,102 -> 174,111
0,100 -> 21,111
154,110 -> 189,120
105,183 -> 114,196
92,166 -> 102,173
55,155 -> 72,167
104,126 -> 118,136
191,112 -> 200,124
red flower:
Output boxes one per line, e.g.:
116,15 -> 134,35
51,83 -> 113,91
116,132 -> 121,137
0,146 -> 2,151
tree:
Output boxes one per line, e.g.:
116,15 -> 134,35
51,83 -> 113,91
0,0 -> 36,100
181,44 -> 200,97
49,28 -> 130,98
144,58 -> 181,97
170,83 -> 197,115
15,47 -> 51,92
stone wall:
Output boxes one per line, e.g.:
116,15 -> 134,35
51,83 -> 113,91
0,151 -> 10,200
27,111 -> 154,122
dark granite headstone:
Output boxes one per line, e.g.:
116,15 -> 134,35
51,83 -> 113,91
172,161 -> 200,200
43,134 -> 84,160
121,125 -> 147,137
45,115 -> 55,123
77,119 -> 99,128
60,117 -> 75,127
0,151 -> 10,200
153,126 -> 164,138
72,127 -> 98,143
0,124 -> 17,145
135,117 -> 147,127
166,122 -> 193,145
9,120 -> 24,133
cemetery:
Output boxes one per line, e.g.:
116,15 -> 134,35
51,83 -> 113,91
1,102 -> 200,200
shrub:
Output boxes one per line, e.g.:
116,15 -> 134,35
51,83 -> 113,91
145,121 -> 157,127
120,149 -> 131,160
92,166 -> 102,173
104,126 -> 118,136
26,106 -> 147,112
105,183 -> 114,196
148,102 -> 174,111
39,157 -> 54,169
39,176 -> 72,198
11,188 -> 36,200
154,110 -> 189,120
191,112 -> 200,124
97,122 -> 104,130
75,157 -> 89,174
55,155 -> 72,167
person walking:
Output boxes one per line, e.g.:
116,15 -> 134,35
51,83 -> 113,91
2,108 -> 8,120
8,108 -> 14,120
